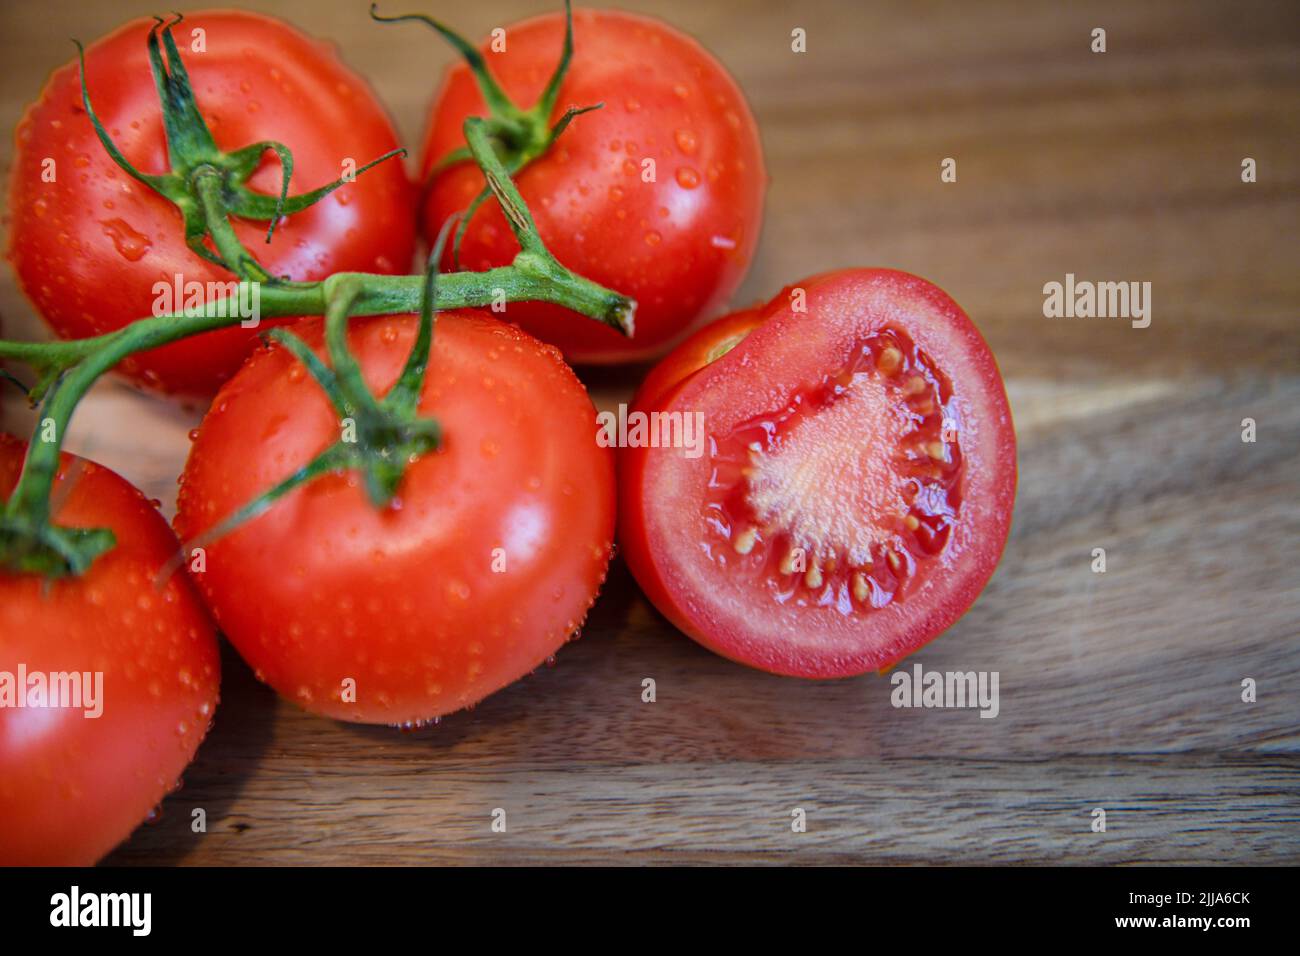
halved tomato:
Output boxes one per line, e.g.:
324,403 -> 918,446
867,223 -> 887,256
618,269 -> 1016,677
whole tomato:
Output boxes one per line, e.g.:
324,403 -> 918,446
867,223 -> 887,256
175,311 -> 615,724
7,10 -> 416,397
420,8 -> 766,364
0,436 -> 220,865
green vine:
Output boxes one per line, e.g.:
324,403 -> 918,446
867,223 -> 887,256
0,13 -> 634,579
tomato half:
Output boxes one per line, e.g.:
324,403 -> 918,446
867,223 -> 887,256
618,269 -> 1017,677
420,8 -> 766,364
7,10 -> 415,397
0,436 -> 220,865
174,312 -> 615,724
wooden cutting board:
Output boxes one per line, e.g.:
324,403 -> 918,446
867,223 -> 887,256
1,0 -> 1296,864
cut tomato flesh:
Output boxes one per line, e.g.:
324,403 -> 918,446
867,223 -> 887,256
704,327 -> 961,616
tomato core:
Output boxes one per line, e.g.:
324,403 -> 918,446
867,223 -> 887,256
703,327 -> 963,616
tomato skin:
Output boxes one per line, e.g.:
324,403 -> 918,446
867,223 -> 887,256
631,304 -> 765,413
175,312 -> 615,724
421,8 -> 766,364
7,11 -> 416,397
617,305 -> 766,641
0,436 -> 220,865
619,269 -> 1017,678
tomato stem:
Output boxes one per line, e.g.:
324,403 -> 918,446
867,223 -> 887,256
372,0 -> 601,267
191,168 -> 272,281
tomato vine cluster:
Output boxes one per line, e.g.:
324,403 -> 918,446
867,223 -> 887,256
0,4 -> 1015,865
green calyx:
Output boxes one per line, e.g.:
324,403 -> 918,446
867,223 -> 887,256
0,514 -> 116,579
76,13 -> 405,280
371,0 -> 599,265
185,221 -> 456,552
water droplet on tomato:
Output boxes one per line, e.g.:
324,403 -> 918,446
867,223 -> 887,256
100,217 -> 151,261
675,167 -> 701,189
674,129 -> 697,155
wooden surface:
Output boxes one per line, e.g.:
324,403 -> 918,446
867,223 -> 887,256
1,0 -> 1297,865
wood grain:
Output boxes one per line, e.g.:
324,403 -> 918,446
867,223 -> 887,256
0,0 -> 1296,865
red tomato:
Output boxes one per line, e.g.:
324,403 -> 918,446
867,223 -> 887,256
0,435 -> 220,865
420,8 -> 766,364
174,312 -> 615,724
6,11 -> 416,397
619,269 -> 1017,677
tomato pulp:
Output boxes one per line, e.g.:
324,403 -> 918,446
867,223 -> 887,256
420,8 -> 766,363
618,269 -> 1017,677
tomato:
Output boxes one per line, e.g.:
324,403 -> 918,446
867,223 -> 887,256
633,304 -> 764,413
174,312 -> 615,724
618,269 -> 1017,677
7,10 -> 416,397
0,435 -> 220,865
420,8 -> 766,364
